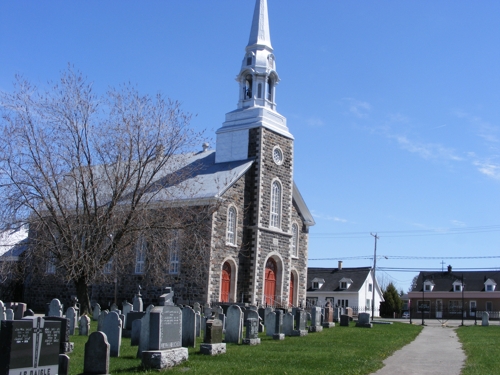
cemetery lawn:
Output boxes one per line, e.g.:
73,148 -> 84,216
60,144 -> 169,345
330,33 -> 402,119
69,321 -> 421,375
456,325 -> 500,375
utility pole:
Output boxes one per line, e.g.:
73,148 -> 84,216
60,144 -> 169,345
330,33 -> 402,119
371,233 -> 379,322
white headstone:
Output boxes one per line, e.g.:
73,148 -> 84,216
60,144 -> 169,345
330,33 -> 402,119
482,312 -> 489,326
102,311 -> 122,357
92,303 -> 101,321
79,315 -> 91,336
5,308 -> 14,320
48,299 -> 63,317
66,307 -> 77,335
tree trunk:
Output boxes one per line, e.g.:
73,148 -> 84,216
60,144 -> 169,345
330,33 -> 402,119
74,276 -> 91,316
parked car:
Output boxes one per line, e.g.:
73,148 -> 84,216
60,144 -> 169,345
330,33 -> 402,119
402,311 -> 410,319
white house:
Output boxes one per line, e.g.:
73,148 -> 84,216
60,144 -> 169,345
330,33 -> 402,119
306,262 -> 384,317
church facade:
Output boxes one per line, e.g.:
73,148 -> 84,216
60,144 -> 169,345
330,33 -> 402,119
17,0 -> 314,310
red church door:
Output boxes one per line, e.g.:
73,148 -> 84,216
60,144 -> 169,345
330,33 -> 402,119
221,262 -> 231,302
289,272 -> 295,307
265,258 -> 277,306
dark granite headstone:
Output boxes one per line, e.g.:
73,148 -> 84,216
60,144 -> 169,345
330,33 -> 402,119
340,314 -> 350,327
149,305 -> 182,350
125,311 -> 146,330
83,331 -> 110,375
44,316 -> 73,353
204,318 -> 223,344
0,317 -> 61,375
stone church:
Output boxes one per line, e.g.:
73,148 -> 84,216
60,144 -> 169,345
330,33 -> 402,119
15,0 -> 314,310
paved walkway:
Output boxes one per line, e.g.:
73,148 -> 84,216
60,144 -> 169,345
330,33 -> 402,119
371,321 -> 466,375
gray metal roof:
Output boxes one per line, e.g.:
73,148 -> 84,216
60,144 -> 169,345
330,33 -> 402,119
412,270 -> 500,292
307,267 -> 372,293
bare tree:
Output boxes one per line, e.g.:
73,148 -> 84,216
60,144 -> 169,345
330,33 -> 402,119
0,68 -> 213,313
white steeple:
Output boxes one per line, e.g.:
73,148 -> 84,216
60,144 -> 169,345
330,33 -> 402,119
215,0 -> 292,164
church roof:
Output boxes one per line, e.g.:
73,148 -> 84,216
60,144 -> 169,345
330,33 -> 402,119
0,226 -> 29,261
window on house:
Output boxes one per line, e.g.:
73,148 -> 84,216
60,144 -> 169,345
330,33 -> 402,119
46,254 -> 56,274
270,181 -> 281,228
226,207 -> 237,245
448,300 -> 462,314
103,258 -> 113,274
135,237 -> 147,274
366,299 -> 371,309
454,284 -> 462,292
340,281 -> 347,289
291,223 -> 298,257
169,230 -> 180,274
425,284 -> 431,291
486,284 -> 493,292
486,301 -> 493,312
368,283 -> 373,292
312,282 -> 319,289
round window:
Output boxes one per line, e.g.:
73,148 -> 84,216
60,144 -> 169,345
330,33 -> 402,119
273,147 -> 283,165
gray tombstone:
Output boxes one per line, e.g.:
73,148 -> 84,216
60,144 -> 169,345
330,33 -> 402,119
137,304 -> 154,358
356,312 -> 372,328
340,314 -> 350,327
79,315 -> 91,336
97,310 -> 109,332
122,301 -> 133,327
13,303 -> 27,320
131,319 -> 142,346
293,308 -> 308,336
283,312 -> 294,336
264,307 -> 273,324
66,307 -> 77,335
195,312 -> 202,337
48,299 -> 63,317
5,308 -> 14,320
216,306 -> 223,315
265,311 -> 276,336
333,307 -> 342,322
102,311 -> 122,357
309,307 -> 323,332
0,318 -> 61,375
58,354 -> 70,375
110,303 -> 119,312
83,331 -> 110,375
200,316 -> 225,355
482,311 -> 490,326
193,302 -> 201,314
273,310 -> 285,340
225,305 -> 242,344
243,318 -> 261,345
92,303 -> 101,321
182,306 -> 197,348
0,300 -> 5,322
24,309 -> 35,317
133,287 -> 143,312
203,305 -> 212,319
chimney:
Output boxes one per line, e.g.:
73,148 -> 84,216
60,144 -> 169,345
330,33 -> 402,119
202,142 -> 210,152
338,261 -> 343,270
447,265 -> 452,273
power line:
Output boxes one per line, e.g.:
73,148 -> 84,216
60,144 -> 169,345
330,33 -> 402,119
308,255 -> 500,261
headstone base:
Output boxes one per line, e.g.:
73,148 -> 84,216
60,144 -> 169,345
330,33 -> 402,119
292,329 -> 308,337
273,333 -> 285,340
322,322 -> 335,328
243,338 -> 261,345
200,343 -> 226,356
63,342 -> 75,353
308,325 -> 323,333
141,348 -> 188,369
355,323 -> 373,328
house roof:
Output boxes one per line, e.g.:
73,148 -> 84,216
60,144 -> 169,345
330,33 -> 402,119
0,226 -> 29,261
307,267 -> 372,292
412,270 -> 500,292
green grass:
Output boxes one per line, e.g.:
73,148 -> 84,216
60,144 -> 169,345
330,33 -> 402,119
68,320 -> 422,375
456,325 -> 500,375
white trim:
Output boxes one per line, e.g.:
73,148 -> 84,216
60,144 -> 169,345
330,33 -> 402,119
226,205 -> 238,246
270,178 -> 282,229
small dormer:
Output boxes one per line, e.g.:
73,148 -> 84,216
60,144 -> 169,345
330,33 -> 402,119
423,279 -> 435,292
339,277 -> 353,290
452,279 -> 464,292
484,278 -> 497,292
311,278 -> 325,290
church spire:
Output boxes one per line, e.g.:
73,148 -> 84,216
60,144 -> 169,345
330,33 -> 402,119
247,0 -> 272,52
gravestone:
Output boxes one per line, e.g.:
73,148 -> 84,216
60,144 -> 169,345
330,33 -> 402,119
309,307 -> 323,332
218,313 -> 226,333
66,307 -> 77,335
97,310 -> 109,332
122,301 -> 133,328
131,319 -> 141,346
83,331 -> 110,375
224,305 -> 242,344
125,311 -> 146,330
293,308 -> 308,336
133,286 -> 144,312
203,304 -> 212,319
48,299 -> 63,317
264,307 -> 273,324
193,302 -> 201,314
92,304 -> 101,321
345,307 -> 353,318
102,311 -> 122,357
273,310 -> 285,340
0,301 -> 5,322
243,318 -> 260,345
141,299 -> 188,370
200,314 -> 226,355
79,315 -> 91,336
110,303 -> 119,313
12,303 -> 27,320
136,305 -> 154,358
283,312 -> 294,336
340,314 -> 350,327
265,311 -> 276,336
195,312 -> 202,337
5,309 -> 14,321
24,310 -> 35,317
323,302 -> 335,328
333,307 -> 342,323
44,316 -> 74,353
182,306 -> 197,348
482,312 -> 489,326
257,308 -> 266,332
356,312 -> 373,328
0,317 -> 61,375
58,354 -> 70,375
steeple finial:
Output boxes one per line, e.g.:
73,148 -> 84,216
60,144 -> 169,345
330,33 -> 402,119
247,0 -> 272,51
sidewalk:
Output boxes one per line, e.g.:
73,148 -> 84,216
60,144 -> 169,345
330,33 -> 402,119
370,322 -> 466,375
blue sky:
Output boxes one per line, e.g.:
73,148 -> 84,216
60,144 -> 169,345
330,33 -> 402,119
1,1 -> 499,292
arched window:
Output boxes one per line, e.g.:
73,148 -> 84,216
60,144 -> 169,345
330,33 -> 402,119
267,77 -> 273,101
169,230 -> 180,274
291,223 -> 299,257
270,180 -> 281,228
135,236 -> 147,274
226,206 -> 237,245
244,74 -> 253,99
